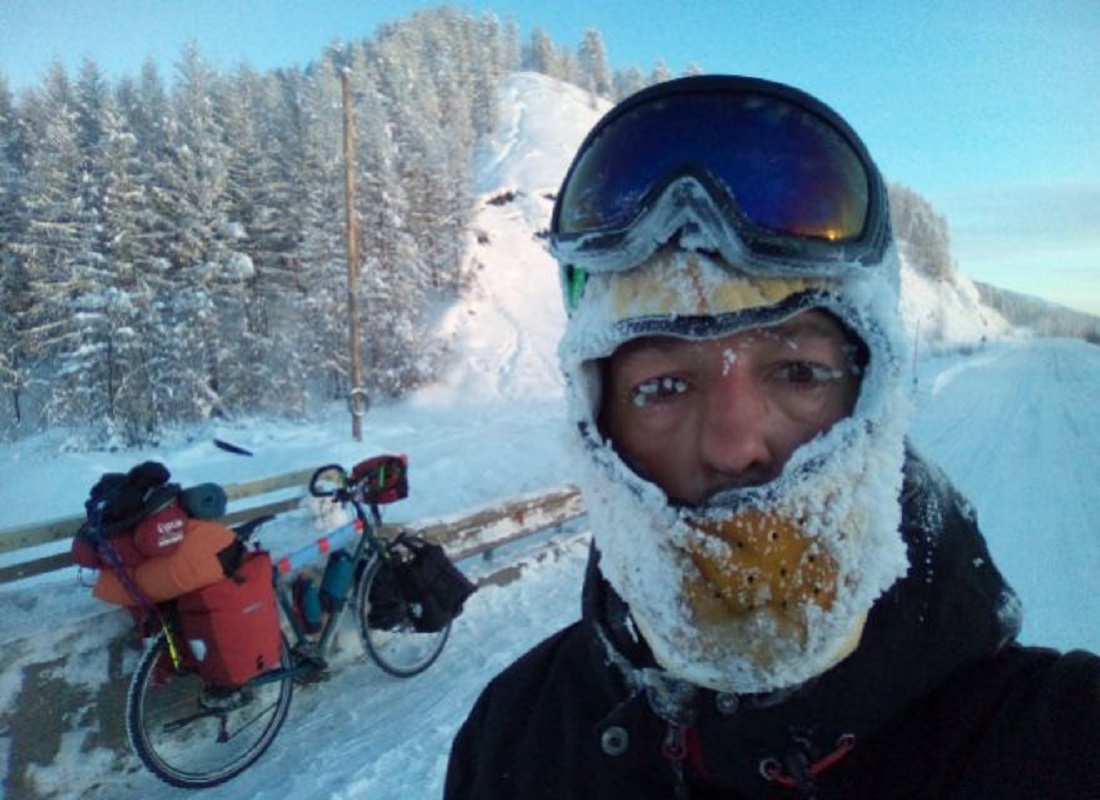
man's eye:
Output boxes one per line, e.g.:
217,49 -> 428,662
776,362 -> 845,385
631,376 -> 688,407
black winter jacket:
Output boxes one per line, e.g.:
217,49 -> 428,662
445,452 -> 1100,798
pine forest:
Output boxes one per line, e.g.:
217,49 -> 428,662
0,7 -> 977,448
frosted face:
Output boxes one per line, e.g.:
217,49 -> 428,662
601,309 -> 861,506
560,247 -> 911,693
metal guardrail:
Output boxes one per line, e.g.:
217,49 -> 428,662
0,469 -> 583,585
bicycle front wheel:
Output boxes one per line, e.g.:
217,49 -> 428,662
125,632 -> 294,789
356,557 -> 449,677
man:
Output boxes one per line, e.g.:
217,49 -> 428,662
445,75 -> 1100,798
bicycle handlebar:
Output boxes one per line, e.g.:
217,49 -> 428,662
308,454 -> 408,507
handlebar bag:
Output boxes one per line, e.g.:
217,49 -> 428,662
350,454 -> 408,504
176,550 -> 282,687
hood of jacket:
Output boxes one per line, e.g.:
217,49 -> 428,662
581,445 -> 1022,792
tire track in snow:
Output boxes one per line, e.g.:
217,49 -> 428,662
911,339 -> 1100,651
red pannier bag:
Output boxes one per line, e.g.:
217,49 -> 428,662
176,550 -> 282,687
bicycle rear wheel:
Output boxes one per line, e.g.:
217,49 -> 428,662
126,632 -> 293,789
356,557 -> 449,677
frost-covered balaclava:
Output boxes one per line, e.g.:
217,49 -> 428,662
551,75 -> 912,694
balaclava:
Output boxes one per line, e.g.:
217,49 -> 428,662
551,75 -> 912,694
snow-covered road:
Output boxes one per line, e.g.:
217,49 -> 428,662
910,338 -> 1100,651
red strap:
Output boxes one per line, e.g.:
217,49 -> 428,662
761,734 -> 856,789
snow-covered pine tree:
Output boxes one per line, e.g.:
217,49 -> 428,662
17,63 -> 101,429
355,38 -> 434,395
523,28 -> 562,78
1,11 -> 643,439
159,42 -> 237,423
612,66 -> 648,102
578,29 -> 613,101
0,74 -> 32,431
888,183 -> 956,282
109,61 -> 186,442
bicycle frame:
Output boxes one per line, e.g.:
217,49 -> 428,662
272,499 -> 391,678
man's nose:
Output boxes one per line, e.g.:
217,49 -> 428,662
698,365 -> 778,485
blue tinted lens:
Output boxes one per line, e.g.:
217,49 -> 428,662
557,92 -> 869,242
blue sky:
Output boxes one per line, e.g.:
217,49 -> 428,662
2,0 -> 1098,315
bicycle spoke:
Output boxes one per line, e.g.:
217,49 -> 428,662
162,708 -> 222,734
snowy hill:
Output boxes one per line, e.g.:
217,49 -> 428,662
975,280 -> 1100,340
419,75 -> 607,404
899,262 -> 1015,353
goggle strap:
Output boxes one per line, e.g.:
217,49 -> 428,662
563,265 -> 588,313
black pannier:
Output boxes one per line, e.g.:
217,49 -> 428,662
366,560 -> 407,630
391,536 -> 476,632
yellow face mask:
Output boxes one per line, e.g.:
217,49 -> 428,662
681,509 -> 865,675
685,509 -> 838,623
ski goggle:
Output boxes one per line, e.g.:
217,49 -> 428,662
550,75 -> 890,282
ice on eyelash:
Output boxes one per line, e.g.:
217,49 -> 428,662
632,376 -> 687,406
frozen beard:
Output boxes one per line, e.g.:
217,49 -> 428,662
560,248 -> 912,694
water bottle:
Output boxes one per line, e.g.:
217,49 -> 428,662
320,549 -> 355,610
295,575 -> 323,633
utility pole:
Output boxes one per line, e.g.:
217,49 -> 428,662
342,66 -> 364,442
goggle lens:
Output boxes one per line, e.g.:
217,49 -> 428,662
555,90 -> 871,243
